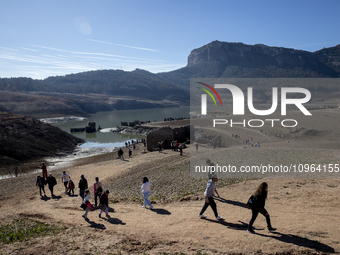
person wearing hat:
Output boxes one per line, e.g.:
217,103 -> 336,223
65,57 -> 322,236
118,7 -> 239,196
78,174 -> 88,200
199,174 -> 223,220
46,173 -> 57,197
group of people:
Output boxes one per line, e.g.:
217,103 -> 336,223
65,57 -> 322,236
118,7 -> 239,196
36,163 -> 58,197
37,159 -> 275,233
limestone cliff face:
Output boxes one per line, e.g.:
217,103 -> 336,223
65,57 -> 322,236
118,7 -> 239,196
187,40 -> 318,69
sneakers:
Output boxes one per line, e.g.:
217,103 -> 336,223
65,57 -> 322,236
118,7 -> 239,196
216,216 -> 223,220
268,227 -> 277,232
247,228 -> 255,234
149,205 -> 153,209
142,205 -> 146,208
98,214 -> 101,218
199,214 -> 207,219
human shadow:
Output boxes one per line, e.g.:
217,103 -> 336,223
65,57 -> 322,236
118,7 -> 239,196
214,197 -> 249,209
108,206 -> 115,213
150,208 -> 171,215
86,219 -> 106,230
204,218 -> 249,231
256,231 -> 334,253
40,195 -> 51,202
102,215 -> 126,225
67,193 -> 78,197
51,195 -> 62,200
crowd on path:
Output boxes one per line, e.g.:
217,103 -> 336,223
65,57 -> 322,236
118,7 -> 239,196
36,155 -> 276,234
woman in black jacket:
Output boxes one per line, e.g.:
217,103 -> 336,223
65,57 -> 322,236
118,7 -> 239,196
247,182 -> 276,234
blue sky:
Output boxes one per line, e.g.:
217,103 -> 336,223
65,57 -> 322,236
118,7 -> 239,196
1,0 -> 339,79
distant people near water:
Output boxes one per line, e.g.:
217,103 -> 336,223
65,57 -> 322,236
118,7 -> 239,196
82,190 -> 93,221
68,179 -> 75,195
61,171 -> 71,193
199,174 -> 223,220
247,182 -> 276,234
40,162 -> 48,180
94,177 -> 103,208
78,174 -> 88,200
46,173 -> 57,197
195,143 -> 199,152
36,175 -> 46,197
179,144 -> 183,156
99,190 -> 110,217
141,177 -> 153,209
129,147 -> 132,158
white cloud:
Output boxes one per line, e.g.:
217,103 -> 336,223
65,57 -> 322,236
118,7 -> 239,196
87,39 -> 159,52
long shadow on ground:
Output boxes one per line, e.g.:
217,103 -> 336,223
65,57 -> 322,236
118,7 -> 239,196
150,208 -> 171,215
214,197 -> 249,209
256,232 -> 334,253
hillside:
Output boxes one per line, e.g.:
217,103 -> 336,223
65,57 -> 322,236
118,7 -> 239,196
0,111 -> 84,173
157,41 -> 340,89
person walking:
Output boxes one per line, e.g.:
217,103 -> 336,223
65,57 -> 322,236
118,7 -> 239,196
129,147 -> 132,158
93,177 -> 103,208
247,182 -> 276,234
78,174 -> 88,200
40,162 -> 48,181
141,177 -> 153,209
199,174 -> 223,220
82,190 -> 93,221
99,190 -> 110,217
68,179 -> 75,195
46,173 -> 57,197
61,171 -> 70,193
36,175 -> 46,196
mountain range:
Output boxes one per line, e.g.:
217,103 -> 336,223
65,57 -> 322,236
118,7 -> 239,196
0,41 -> 340,117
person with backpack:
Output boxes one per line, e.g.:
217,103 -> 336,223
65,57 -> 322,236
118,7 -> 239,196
247,182 -> 276,234
99,190 -> 110,217
78,174 -> 88,200
46,173 -> 57,197
93,177 -> 103,208
82,190 -> 93,221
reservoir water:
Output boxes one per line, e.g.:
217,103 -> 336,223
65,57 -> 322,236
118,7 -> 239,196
49,106 -> 190,147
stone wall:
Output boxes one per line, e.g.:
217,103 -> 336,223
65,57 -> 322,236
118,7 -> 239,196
147,125 -> 192,151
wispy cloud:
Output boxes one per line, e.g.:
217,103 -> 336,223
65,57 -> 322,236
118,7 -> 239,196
20,47 -> 38,52
0,46 -> 19,51
87,39 -> 159,52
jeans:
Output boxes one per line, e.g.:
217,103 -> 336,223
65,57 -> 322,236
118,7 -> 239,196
83,206 -> 90,218
143,191 -> 152,207
248,208 -> 272,229
199,197 -> 218,217
79,189 -> 85,200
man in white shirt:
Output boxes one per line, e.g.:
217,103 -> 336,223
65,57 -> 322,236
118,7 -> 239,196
61,171 -> 71,193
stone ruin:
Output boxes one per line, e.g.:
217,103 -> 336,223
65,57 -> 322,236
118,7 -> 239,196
146,125 -> 192,151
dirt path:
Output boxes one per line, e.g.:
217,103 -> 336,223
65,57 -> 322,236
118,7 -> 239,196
1,143 -> 339,254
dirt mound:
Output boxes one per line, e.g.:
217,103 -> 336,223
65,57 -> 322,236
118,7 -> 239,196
0,111 -> 84,173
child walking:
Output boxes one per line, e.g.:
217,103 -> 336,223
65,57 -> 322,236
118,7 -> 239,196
99,190 -> 110,217
141,177 -> 153,209
82,190 -> 93,221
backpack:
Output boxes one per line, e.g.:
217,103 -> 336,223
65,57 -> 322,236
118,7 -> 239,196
247,194 -> 255,207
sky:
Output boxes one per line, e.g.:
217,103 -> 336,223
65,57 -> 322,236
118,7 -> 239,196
1,0 -> 340,79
